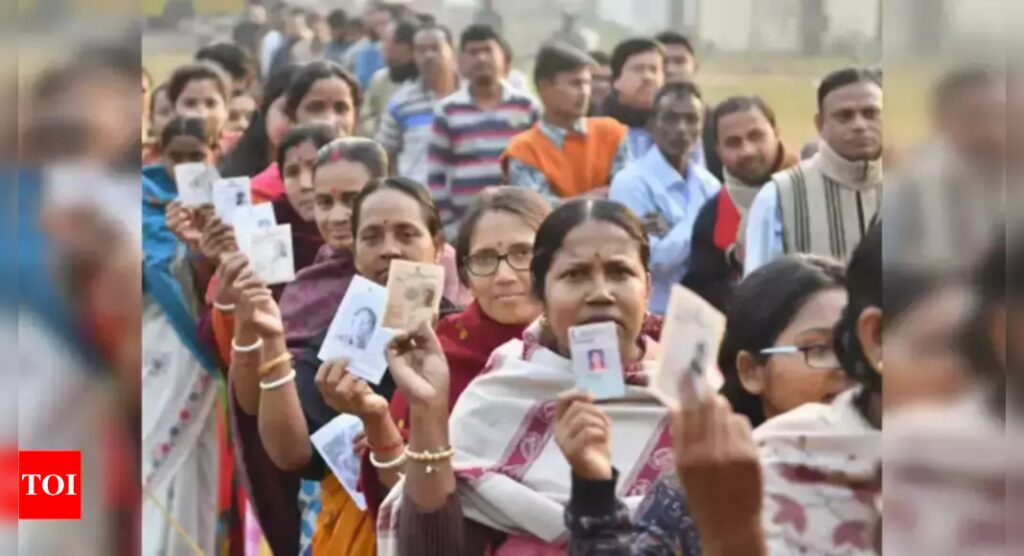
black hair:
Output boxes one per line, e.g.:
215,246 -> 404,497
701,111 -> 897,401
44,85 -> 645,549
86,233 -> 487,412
961,230 -> 1014,378
327,8 -> 349,29
350,177 -> 443,241
610,38 -> 664,81
415,22 -> 453,46
817,66 -> 882,111
459,23 -> 502,52
313,137 -> 389,179
415,12 -> 436,26
149,82 -> 169,118
933,65 -> 1003,114
654,30 -> 695,56
534,43 -> 594,85
833,218 -> 883,390
529,199 -> 650,301
159,115 -> 220,150
284,60 -> 363,120
712,95 -> 777,132
455,187 -> 552,286
195,42 -> 254,84
391,18 -> 419,46
167,63 -> 229,105
589,50 -> 611,67
719,255 -> 846,427
218,64 -> 300,177
651,81 -> 703,119
275,123 -> 337,174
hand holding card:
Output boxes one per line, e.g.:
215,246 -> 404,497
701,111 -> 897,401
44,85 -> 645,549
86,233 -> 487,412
250,224 -> 295,285
318,276 -> 392,385
233,203 -> 277,257
382,260 -> 445,330
569,322 -> 626,400
651,285 -> 726,409
174,162 -> 219,206
310,414 -> 368,511
213,177 -> 253,225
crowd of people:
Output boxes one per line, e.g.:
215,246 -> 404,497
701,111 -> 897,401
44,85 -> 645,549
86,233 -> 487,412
137,1 -> 1014,555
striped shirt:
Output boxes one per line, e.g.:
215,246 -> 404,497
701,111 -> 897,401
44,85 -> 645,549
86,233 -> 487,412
376,79 -> 446,184
427,82 -> 540,235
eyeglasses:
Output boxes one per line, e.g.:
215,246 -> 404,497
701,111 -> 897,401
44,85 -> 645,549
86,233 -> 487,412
759,344 -> 840,370
464,246 -> 533,276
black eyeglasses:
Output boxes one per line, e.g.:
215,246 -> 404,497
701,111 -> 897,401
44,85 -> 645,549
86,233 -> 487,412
759,344 -> 840,370
464,246 -> 533,276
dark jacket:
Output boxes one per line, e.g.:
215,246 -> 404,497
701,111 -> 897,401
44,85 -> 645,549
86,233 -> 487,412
681,192 -> 741,313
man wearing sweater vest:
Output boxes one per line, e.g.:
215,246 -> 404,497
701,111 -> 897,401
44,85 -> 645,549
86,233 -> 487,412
501,43 -> 630,202
744,67 -> 883,274
609,82 -> 721,315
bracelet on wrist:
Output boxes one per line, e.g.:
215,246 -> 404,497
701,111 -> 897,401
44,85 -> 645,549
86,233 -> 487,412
370,450 -> 407,470
232,337 -> 263,353
259,369 -> 296,391
404,445 -> 455,474
258,352 -> 293,376
368,439 -> 405,454
213,301 -> 236,312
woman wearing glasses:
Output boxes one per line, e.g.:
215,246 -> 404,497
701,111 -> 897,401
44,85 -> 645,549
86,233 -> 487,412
360,186 -> 552,514
719,254 -> 854,427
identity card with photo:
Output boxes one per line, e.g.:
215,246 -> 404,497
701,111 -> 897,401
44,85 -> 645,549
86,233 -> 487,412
250,224 -> 295,285
233,202 -> 277,256
310,413 -> 367,511
651,285 -> 726,409
569,321 -> 626,400
382,260 -> 445,330
174,162 -> 219,206
212,176 -> 253,225
318,275 -> 392,385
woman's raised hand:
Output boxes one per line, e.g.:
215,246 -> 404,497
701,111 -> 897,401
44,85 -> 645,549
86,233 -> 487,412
315,359 -> 391,419
385,317 -> 450,410
198,213 -> 237,265
165,200 -> 202,252
554,391 -> 613,481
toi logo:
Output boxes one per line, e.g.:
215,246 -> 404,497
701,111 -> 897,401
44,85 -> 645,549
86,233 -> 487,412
19,451 -> 81,520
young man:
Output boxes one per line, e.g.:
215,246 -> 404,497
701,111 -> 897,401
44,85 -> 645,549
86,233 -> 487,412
654,30 -> 698,83
745,67 -> 883,274
599,38 -> 664,158
343,2 -> 393,89
427,24 -> 539,236
500,43 -> 629,201
377,23 -> 459,184
682,96 -> 799,311
259,2 -> 289,78
195,42 -> 255,97
323,8 -> 363,65
609,82 -> 721,315
359,18 -> 419,137
589,50 -> 613,115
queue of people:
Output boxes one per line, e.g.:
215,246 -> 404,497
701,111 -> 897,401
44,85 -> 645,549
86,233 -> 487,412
137,2 -> 1011,555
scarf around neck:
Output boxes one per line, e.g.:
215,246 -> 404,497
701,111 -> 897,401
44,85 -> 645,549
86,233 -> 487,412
817,140 -> 883,192
279,245 -> 356,357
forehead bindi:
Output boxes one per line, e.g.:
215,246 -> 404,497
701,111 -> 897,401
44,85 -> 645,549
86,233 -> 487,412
558,221 -> 638,261
285,141 -> 319,165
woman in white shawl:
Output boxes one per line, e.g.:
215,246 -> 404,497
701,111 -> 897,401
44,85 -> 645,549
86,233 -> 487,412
377,199 -> 673,555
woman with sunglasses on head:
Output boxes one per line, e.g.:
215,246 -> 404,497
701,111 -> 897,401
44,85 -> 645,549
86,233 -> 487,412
378,199 -> 670,555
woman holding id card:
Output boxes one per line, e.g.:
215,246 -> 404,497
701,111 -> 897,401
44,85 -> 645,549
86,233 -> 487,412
378,199 -> 669,555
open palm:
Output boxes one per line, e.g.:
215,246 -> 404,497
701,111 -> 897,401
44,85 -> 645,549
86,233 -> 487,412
385,319 -> 450,409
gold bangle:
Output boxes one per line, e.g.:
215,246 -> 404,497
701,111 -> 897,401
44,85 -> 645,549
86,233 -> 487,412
404,446 -> 455,462
258,352 -> 293,376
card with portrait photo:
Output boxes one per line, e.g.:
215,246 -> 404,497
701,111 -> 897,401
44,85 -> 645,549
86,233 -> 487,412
382,260 -> 445,330
233,202 -> 276,256
250,224 -> 295,285
651,285 -> 726,409
310,413 -> 367,510
174,162 -> 219,206
212,176 -> 253,225
569,321 -> 626,400
318,275 -> 392,385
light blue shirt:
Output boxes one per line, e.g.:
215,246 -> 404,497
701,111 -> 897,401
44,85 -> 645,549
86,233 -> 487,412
609,147 -> 721,315
626,127 -> 705,167
743,181 -> 784,276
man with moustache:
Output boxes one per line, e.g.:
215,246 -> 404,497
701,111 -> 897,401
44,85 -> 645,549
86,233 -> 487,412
682,96 -> 799,310
745,67 -> 883,274
599,38 -> 665,159
500,43 -> 629,201
359,18 -> 420,137
609,82 -> 721,315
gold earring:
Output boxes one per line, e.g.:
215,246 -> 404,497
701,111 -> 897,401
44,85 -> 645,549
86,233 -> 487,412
876,360 -> 884,374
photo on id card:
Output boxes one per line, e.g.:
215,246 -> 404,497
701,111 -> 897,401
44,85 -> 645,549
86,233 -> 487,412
382,260 -> 445,330
651,285 -> 726,408
233,203 -> 277,256
310,413 -> 367,511
318,275 -> 391,385
174,162 -> 219,206
212,177 -> 253,225
569,321 -> 625,400
250,224 -> 295,285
